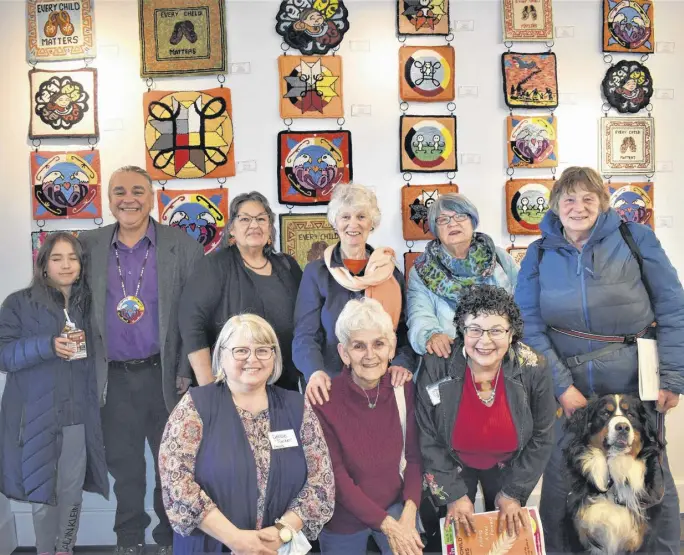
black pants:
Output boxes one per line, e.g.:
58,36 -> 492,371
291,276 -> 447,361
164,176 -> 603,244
101,358 -> 172,547
460,464 -> 504,511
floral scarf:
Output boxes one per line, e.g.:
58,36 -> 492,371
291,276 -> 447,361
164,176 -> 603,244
414,233 -> 497,305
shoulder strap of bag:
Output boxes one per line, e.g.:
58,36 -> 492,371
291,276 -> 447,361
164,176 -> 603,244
618,222 -> 653,298
394,386 -> 407,480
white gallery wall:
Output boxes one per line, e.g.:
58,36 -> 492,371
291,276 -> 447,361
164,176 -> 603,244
0,0 -> 683,546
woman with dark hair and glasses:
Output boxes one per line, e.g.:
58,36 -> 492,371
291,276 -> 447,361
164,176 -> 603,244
415,285 -> 555,539
180,191 -> 303,390
0,232 -> 109,555
160,314 -> 334,554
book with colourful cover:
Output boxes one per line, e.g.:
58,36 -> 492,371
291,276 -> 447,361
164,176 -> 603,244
440,506 -> 546,555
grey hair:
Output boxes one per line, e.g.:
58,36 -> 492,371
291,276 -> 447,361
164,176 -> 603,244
227,191 -> 277,255
109,166 -> 153,191
326,183 -> 381,230
335,298 -> 396,347
211,314 -> 283,386
427,192 -> 479,237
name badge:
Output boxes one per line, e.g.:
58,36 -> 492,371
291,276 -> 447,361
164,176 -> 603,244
426,377 -> 452,406
268,429 -> 299,450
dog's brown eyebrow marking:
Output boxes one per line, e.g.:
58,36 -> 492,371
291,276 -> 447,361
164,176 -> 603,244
605,403 -> 615,412
620,402 -> 630,411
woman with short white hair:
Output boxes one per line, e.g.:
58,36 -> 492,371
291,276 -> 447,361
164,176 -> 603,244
313,298 -> 424,555
159,314 -> 334,554
294,183 -> 415,406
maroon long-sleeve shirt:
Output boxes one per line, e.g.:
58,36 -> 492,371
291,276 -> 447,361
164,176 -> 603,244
313,367 -> 423,533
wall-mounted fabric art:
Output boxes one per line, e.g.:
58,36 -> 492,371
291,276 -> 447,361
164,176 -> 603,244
507,115 -> 558,168
404,251 -> 422,277
506,245 -> 528,266
602,60 -> 653,114
603,0 -> 654,53
279,55 -> 343,119
32,230 -> 86,263
29,68 -> 98,139
401,184 -> 459,240
275,0 -> 350,55
599,117 -> 654,175
399,45 -> 455,102
400,116 -> 457,173
31,150 -> 102,220
143,87 -> 235,180
280,213 -> 338,269
27,0 -> 96,62
138,0 -> 226,77
502,52 -> 558,109
502,0 -> 553,41
397,0 -> 449,36
608,182 -> 654,229
157,188 -> 228,254
505,179 -> 553,235
277,130 -> 352,205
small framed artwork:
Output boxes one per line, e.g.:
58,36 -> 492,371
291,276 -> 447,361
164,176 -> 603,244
507,115 -> 558,168
404,251 -> 423,277
607,182 -> 654,229
279,213 -> 339,269
599,117 -> 655,175
29,68 -> 98,139
397,0 -> 450,36
275,0 -> 350,55
138,0 -> 227,78
399,45 -> 455,102
32,230 -> 86,263
401,184 -> 459,240
602,60 -> 653,114
277,130 -> 352,206
279,55 -> 344,119
603,0 -> 654,53
502,52 -> 558,109
143,87 -> 235,180
400,115 -> 457,173
505,179 -> 554,235
506,245 -> 529,266
157,188 -> 229,254
27,0 -> 96,62
502,0 -> 553,42
31,150 -> 102,220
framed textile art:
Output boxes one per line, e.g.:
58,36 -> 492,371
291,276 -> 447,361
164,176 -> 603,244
505,178 -> 553,235
157,188 -> 228,254
397,0 -> 449,36
603,0 -> 654,53
608,182 -> 654,229
275,0 -> 350,55
29,68 -> 98,139
502,0 -> 554,42
401,184 -> 459,240
277,130 -> 353,206
507,115 -> 558,168
279,213 -> 338,269
143,87 -> 235,180
279,56 -> 344,119
27,0 -> 96,62
599,117 -> 654,175
506,245 -> 528,266
399,46 -> 455,102
32,230 -> 86,263
138,0 -> 226,78
31,150 -> 102,220
602,60 -> 653,114
502,52 -> 558,109
404,251 -> 423,278
400,116 -> 457,173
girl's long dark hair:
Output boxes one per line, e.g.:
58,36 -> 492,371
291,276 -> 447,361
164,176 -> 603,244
31,232 -> 89,313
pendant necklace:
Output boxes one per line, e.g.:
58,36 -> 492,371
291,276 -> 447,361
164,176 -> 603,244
472,366 -> 501,408
362,382 -> 381,409
114,243 -> 150,325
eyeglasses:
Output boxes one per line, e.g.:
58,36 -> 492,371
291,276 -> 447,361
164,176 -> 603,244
223,346 -> 275,361
435,213 -> 469,226
463,326 -> 510,340
236,215 -> 270,226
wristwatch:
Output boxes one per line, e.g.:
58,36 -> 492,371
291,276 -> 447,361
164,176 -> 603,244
275,519 -> 293,543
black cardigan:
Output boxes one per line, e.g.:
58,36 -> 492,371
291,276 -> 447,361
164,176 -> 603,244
179,246 -> 303,389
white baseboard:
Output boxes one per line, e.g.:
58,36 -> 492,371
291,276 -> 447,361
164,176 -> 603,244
0,511 -> 17,554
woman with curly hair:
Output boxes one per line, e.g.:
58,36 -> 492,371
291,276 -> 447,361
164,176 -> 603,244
415,285 -> 555,539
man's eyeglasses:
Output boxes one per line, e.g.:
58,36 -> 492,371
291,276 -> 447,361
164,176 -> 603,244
223,346 -> 275,360
463,326 -> 510,340
435,213 -> 469,226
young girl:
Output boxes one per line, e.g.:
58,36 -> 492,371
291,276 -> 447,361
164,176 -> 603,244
0,233 -> 108,555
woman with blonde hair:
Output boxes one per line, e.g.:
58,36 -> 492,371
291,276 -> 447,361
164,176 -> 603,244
159,314 -> 334,554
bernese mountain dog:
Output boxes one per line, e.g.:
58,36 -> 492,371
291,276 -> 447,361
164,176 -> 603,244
564,394 -> 665,554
